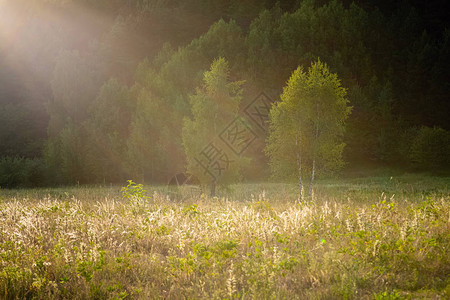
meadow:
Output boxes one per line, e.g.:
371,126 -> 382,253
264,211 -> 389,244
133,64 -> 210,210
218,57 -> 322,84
0,175 -> 448,299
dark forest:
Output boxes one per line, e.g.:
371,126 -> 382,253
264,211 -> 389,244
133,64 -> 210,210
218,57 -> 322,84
0,0 -> 449,188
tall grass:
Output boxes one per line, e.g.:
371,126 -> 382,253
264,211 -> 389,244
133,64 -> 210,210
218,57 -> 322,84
0,175 -> 448,299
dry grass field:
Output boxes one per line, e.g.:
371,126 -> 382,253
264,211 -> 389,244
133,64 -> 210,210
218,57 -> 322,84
0,175 -> 448,299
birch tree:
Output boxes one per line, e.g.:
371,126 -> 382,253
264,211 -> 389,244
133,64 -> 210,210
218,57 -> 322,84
266,60 -> 351,199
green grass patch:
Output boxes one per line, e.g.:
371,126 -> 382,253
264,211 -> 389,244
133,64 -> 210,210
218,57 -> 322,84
0,175 -> 448,299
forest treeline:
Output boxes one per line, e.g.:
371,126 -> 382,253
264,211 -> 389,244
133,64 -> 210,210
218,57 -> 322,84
0,0 -> 449,188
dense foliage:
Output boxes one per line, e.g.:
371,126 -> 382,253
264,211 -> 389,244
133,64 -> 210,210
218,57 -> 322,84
183,58 -> 248,194
0,0 -> 449,187
266,61 -> 351,197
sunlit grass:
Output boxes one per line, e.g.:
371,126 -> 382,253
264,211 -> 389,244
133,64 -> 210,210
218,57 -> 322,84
0,175 -> 448,299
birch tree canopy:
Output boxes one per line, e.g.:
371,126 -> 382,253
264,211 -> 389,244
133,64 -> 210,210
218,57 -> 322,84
266,60 -> 351,198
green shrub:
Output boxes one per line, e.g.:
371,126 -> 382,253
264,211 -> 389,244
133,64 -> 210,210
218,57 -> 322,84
408,126 -> 450,173
0,156 -> 48,188
120,180 -> 150,201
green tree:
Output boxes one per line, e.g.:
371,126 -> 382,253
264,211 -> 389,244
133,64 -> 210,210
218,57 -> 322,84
127,88 -> 177,183
409,126 -> 450,173
45,122 -> 91,184
246,8 -> 284,90
266,60 -> 351,199
45,50 -> 105,184
84,78 -> 133,183
182,57 -> 247,195
127,19 -> 247,184
0,103 -> 44,158
47,50 -> 104,137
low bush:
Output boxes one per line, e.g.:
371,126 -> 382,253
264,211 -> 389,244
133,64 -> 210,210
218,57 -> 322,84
0,156 -> 48,188
408,126 -> 450,173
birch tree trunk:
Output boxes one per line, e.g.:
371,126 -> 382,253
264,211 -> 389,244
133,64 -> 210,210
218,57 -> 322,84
296,134 -> 303,200
309,105 -> 320,197
309,158 -> 315,197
